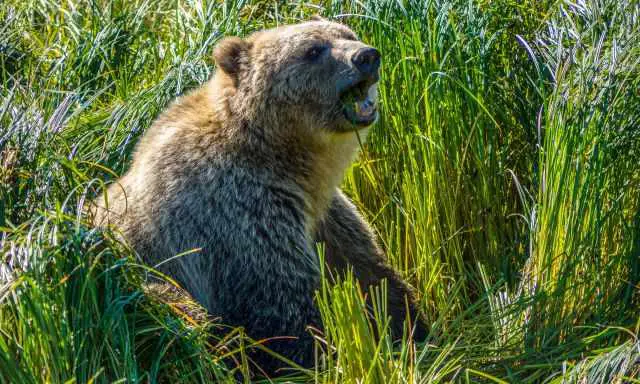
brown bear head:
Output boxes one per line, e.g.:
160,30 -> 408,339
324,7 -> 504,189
213,19 -> 380,134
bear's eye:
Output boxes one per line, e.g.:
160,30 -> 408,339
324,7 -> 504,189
304,45 -> 327,61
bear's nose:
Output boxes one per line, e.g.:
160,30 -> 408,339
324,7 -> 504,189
352,47 -> 381,77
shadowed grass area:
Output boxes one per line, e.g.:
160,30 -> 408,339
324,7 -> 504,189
1,0 -> 639,382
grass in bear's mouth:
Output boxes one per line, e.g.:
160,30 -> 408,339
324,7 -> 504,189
340,80 -> 377,125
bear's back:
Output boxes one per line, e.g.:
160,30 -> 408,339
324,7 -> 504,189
103,103 -> 319,313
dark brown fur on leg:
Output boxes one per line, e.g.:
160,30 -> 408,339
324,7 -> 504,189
315,189 -> 429,341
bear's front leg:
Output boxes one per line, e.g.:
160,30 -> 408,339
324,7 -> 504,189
315,189 -> 428,341
210,223 -> 322,377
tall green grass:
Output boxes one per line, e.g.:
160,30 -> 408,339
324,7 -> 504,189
1,0 -> 639,382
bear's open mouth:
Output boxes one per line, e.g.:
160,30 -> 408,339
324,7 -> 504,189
340,79 -> 378,126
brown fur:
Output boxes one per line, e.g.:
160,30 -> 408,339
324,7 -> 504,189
93,20 -> 427,375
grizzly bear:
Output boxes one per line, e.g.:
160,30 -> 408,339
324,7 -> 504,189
94,19 -> 427,374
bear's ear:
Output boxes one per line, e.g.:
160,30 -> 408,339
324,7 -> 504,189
213,37 -> 249,82
310,15 -> 328,22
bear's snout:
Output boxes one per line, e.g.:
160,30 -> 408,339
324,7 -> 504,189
351,47 -> 381,78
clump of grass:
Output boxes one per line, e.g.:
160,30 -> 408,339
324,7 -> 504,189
341,0 -> 547,321
548,338 -> 640,384
477,1 -> 640,380
0,214 -> 236,383
341,0 -> 640,380
315,248 -> 462,384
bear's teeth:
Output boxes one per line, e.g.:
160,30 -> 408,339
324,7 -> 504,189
367,83 -> 378,102
356,99 -> 375,117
